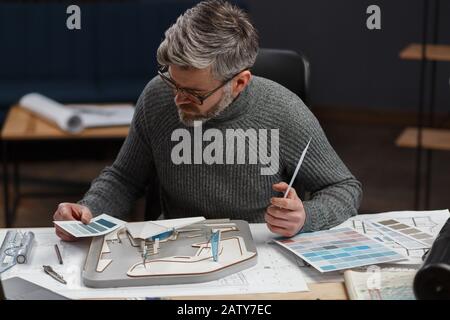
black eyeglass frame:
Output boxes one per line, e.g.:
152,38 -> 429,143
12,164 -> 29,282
158,65 -> 249,105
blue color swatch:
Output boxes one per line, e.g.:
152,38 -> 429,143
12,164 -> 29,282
275,227 -> 406,273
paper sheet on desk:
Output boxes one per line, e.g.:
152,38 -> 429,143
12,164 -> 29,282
334,209 -> 450,266
0,225 -> 309,299
69,104 -> 134,128
272,209 -> 450,284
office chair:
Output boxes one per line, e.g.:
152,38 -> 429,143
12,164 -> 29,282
251,48 -> 311,200
144,48 -> 311,220
251,48 -> 311,106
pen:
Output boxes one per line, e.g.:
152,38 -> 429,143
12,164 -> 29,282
54,244 -> 63,264
43,265 -> 67,285
284,138 -> 312,198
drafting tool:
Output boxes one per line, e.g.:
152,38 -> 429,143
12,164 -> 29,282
284,138 -> 311,198
1,231 -> 35,273
54,244 -> 63,264
1,231 -> 19,273
43,265 -> 67,285
16,232 -> 34,264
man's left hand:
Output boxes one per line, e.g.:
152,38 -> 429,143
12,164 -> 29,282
265,182 -> 306,237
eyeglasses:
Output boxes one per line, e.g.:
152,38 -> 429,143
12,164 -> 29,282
158,65 -> 248,105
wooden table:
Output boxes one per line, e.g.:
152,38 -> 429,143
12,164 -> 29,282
92,282 -> 348,300
400,43 -> 450,62
1,105 -> 129,141
396,127 -> 450,151
1,105 -> 130,227
171,282 -> 348,300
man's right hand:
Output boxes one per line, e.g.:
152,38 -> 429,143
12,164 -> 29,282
53,203 -> 93,241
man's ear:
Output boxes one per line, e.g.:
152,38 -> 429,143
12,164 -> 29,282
232,70 -> 252,98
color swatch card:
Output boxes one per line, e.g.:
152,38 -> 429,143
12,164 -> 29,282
274,228 -> 406,273
370,219 -> 435,248
54,214 -> 126,238
365,221 -> 428,250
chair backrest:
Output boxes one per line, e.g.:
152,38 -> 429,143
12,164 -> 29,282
251,48 -> 310,106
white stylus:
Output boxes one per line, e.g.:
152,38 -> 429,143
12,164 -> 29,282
284,138 -> 312,198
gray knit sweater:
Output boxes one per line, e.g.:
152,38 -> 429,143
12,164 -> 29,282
79,76 -> 362,232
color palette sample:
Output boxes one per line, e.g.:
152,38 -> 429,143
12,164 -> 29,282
274,227 -> 406,273
372,219 -> 435,247
366,221 -> 428,250
54,214 -> 125,238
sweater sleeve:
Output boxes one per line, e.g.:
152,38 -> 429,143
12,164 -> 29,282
77,88 -> 155,219
280,99 -> 363,233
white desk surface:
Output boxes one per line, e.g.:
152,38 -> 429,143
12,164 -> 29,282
1,210 -> 448,300
1,224 -> 333,299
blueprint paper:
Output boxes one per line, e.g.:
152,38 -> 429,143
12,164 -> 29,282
19,93 -> 134,133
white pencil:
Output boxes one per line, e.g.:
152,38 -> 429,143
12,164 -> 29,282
284,138 -> 312,198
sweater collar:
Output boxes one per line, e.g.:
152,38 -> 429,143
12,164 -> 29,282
205,77 -> 255,125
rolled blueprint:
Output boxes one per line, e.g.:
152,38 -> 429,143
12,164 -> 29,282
19,93 -> 84,133
16,231 -> 35,264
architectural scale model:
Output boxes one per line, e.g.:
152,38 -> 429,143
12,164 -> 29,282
82,218 -> 257,287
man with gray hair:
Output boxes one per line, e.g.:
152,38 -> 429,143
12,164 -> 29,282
53,0 -> 362,240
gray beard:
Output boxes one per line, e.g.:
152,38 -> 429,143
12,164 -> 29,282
177,82 -> 234,127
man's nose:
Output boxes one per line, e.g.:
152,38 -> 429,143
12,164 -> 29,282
174,91 -> 191,105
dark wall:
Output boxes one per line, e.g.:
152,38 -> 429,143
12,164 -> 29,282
247,0 -> 450,112
1,0 -> 449,118
0,0 -> 246,123
0,1 -> 199,109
